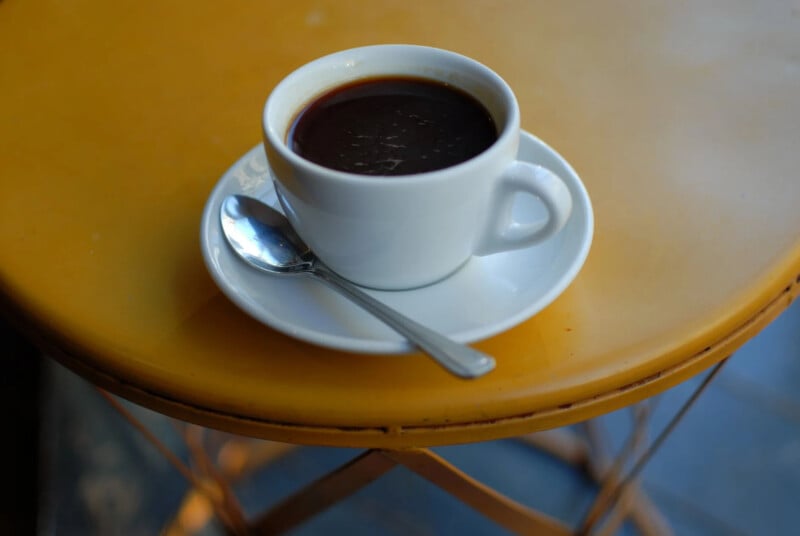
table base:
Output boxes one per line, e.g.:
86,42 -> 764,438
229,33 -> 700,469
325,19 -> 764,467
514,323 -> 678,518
98,358 -> 726,535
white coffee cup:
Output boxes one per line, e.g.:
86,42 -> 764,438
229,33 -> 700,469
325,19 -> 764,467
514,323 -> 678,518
263,44 -> 572,290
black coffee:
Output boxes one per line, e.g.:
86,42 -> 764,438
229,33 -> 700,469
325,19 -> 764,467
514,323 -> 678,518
288,76 -> 497,176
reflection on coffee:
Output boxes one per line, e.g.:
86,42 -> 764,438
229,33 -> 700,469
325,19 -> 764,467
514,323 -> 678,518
288,76 -> 497,176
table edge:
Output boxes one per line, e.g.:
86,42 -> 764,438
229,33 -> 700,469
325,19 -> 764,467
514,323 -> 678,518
7,268 -> 797,448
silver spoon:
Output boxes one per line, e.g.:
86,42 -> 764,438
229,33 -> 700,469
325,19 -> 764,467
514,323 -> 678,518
220,194 -> 495,379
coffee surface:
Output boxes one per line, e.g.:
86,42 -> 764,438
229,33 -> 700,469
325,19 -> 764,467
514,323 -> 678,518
288,77 -> 497,176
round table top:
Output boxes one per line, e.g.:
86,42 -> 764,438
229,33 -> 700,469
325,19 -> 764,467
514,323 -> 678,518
2,1 -> 799,448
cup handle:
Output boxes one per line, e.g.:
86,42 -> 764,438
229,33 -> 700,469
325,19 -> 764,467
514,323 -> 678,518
475,161 -> 573,255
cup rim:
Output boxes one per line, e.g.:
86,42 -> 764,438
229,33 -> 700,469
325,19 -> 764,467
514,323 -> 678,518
262,44 -> 520,186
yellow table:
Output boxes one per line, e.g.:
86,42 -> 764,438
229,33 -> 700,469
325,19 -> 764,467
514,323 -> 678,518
3,1 -> 799,534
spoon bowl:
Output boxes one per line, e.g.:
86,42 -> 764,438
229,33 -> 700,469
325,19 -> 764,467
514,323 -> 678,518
221,195 -> 313,274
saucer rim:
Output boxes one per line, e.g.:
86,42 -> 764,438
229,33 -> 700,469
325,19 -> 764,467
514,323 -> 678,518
200,131 -> 594,354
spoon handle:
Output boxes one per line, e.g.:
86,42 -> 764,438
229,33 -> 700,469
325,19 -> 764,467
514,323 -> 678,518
310,266 -> 496,379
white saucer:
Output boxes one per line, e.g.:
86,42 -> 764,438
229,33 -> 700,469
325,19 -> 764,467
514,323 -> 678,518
200,131 -> 593,354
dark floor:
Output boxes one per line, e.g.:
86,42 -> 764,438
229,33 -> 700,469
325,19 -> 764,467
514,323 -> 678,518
6,298 -> 800,535
1,320 -> 40,535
